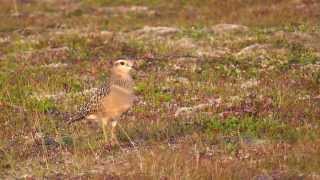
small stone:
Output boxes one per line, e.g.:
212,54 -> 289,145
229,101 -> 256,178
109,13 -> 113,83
210,24 -> 249,34
174,77 -> 190,85
196,47 -> 230,58
240,79 -> 259,89
41,62 -> 68,68
160,86 -> 171,93
35,132 -> 44,139
175,103 -> 213,117
174,38 -> 196,49
102,6 -> 155,15
44,136 -> 59,146
236,44 -> 271,57
174,107 -> 194,117
134,26 -> 180,37
313,95 -> 320,100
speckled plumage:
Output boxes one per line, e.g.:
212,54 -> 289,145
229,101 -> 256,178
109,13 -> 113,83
66,77 -> 133,123
66,82 -> 111,123
51,59 -> 135,144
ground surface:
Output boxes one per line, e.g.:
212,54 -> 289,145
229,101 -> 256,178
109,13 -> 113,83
0,0 -> 320,179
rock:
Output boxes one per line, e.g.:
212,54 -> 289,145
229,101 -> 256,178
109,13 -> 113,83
236,44 -> 271,57
35,132 -> 44,139
236,43 -> 289,60
44,136 -> 59,147
32,91 -> 66,100
102,6 -> 155,16
174,37 -> 197,50
160,86 -> 172,93
307,173 -> 320,180
175,107 -> 194,117
33,132 -> 59,147
133,26 -> 181,37
313,95 -> 320,100
0,36 -> 10,43
196,47 -> 230,58
169,77 -> 190,85
41,62 -> 68,68
240,79 -> 259,89
100,30 -> 113,36
175,77 -> 190,85
301,64 -> 320,73
175,103 -> 213,117
210,24 -> 249,34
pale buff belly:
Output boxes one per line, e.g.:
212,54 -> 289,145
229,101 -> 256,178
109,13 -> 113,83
100,86 -> 134,119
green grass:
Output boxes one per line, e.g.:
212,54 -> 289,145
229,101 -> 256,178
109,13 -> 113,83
206,116 -> 301,142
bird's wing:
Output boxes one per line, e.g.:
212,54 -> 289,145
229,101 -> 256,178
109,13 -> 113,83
66,83 -> 110,123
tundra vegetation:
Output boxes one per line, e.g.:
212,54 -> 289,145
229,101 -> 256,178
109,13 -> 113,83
0,0 -> 320,179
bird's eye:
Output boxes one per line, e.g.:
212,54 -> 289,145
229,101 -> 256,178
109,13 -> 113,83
120,61 -> 125,65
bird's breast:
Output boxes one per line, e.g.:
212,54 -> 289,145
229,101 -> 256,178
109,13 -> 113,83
101,85 -> 134,115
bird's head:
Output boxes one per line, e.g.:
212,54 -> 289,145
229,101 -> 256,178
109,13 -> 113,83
112,59 -> 135,78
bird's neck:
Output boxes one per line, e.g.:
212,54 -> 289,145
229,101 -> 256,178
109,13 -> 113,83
110,71 -> 133,89
111,69 -> 131,80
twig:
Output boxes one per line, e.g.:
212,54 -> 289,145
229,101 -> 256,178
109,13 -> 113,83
0,101 -> 27,113
118,123 -> 136,148
12,0 -> 19,16
118,123 -> 144,171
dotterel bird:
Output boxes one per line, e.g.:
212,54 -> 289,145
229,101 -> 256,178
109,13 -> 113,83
58,59 -> 136,144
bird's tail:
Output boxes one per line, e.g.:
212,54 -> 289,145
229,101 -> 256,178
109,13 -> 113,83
46,107 -> 71,122
64,111 -> 87,124
47,105 -> 90,124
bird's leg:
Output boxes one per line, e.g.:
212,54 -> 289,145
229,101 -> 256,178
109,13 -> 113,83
86,114 -> 100,129
110,120 -> 119,146
101,118 -> 110,143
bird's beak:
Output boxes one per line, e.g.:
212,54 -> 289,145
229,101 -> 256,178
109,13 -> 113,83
131,61 -> 138,70
130,63 -> 137,75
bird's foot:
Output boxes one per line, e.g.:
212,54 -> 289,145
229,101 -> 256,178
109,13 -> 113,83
103,140 -> 120,151
87,120 -> 100,129
110,137 -> 120,147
